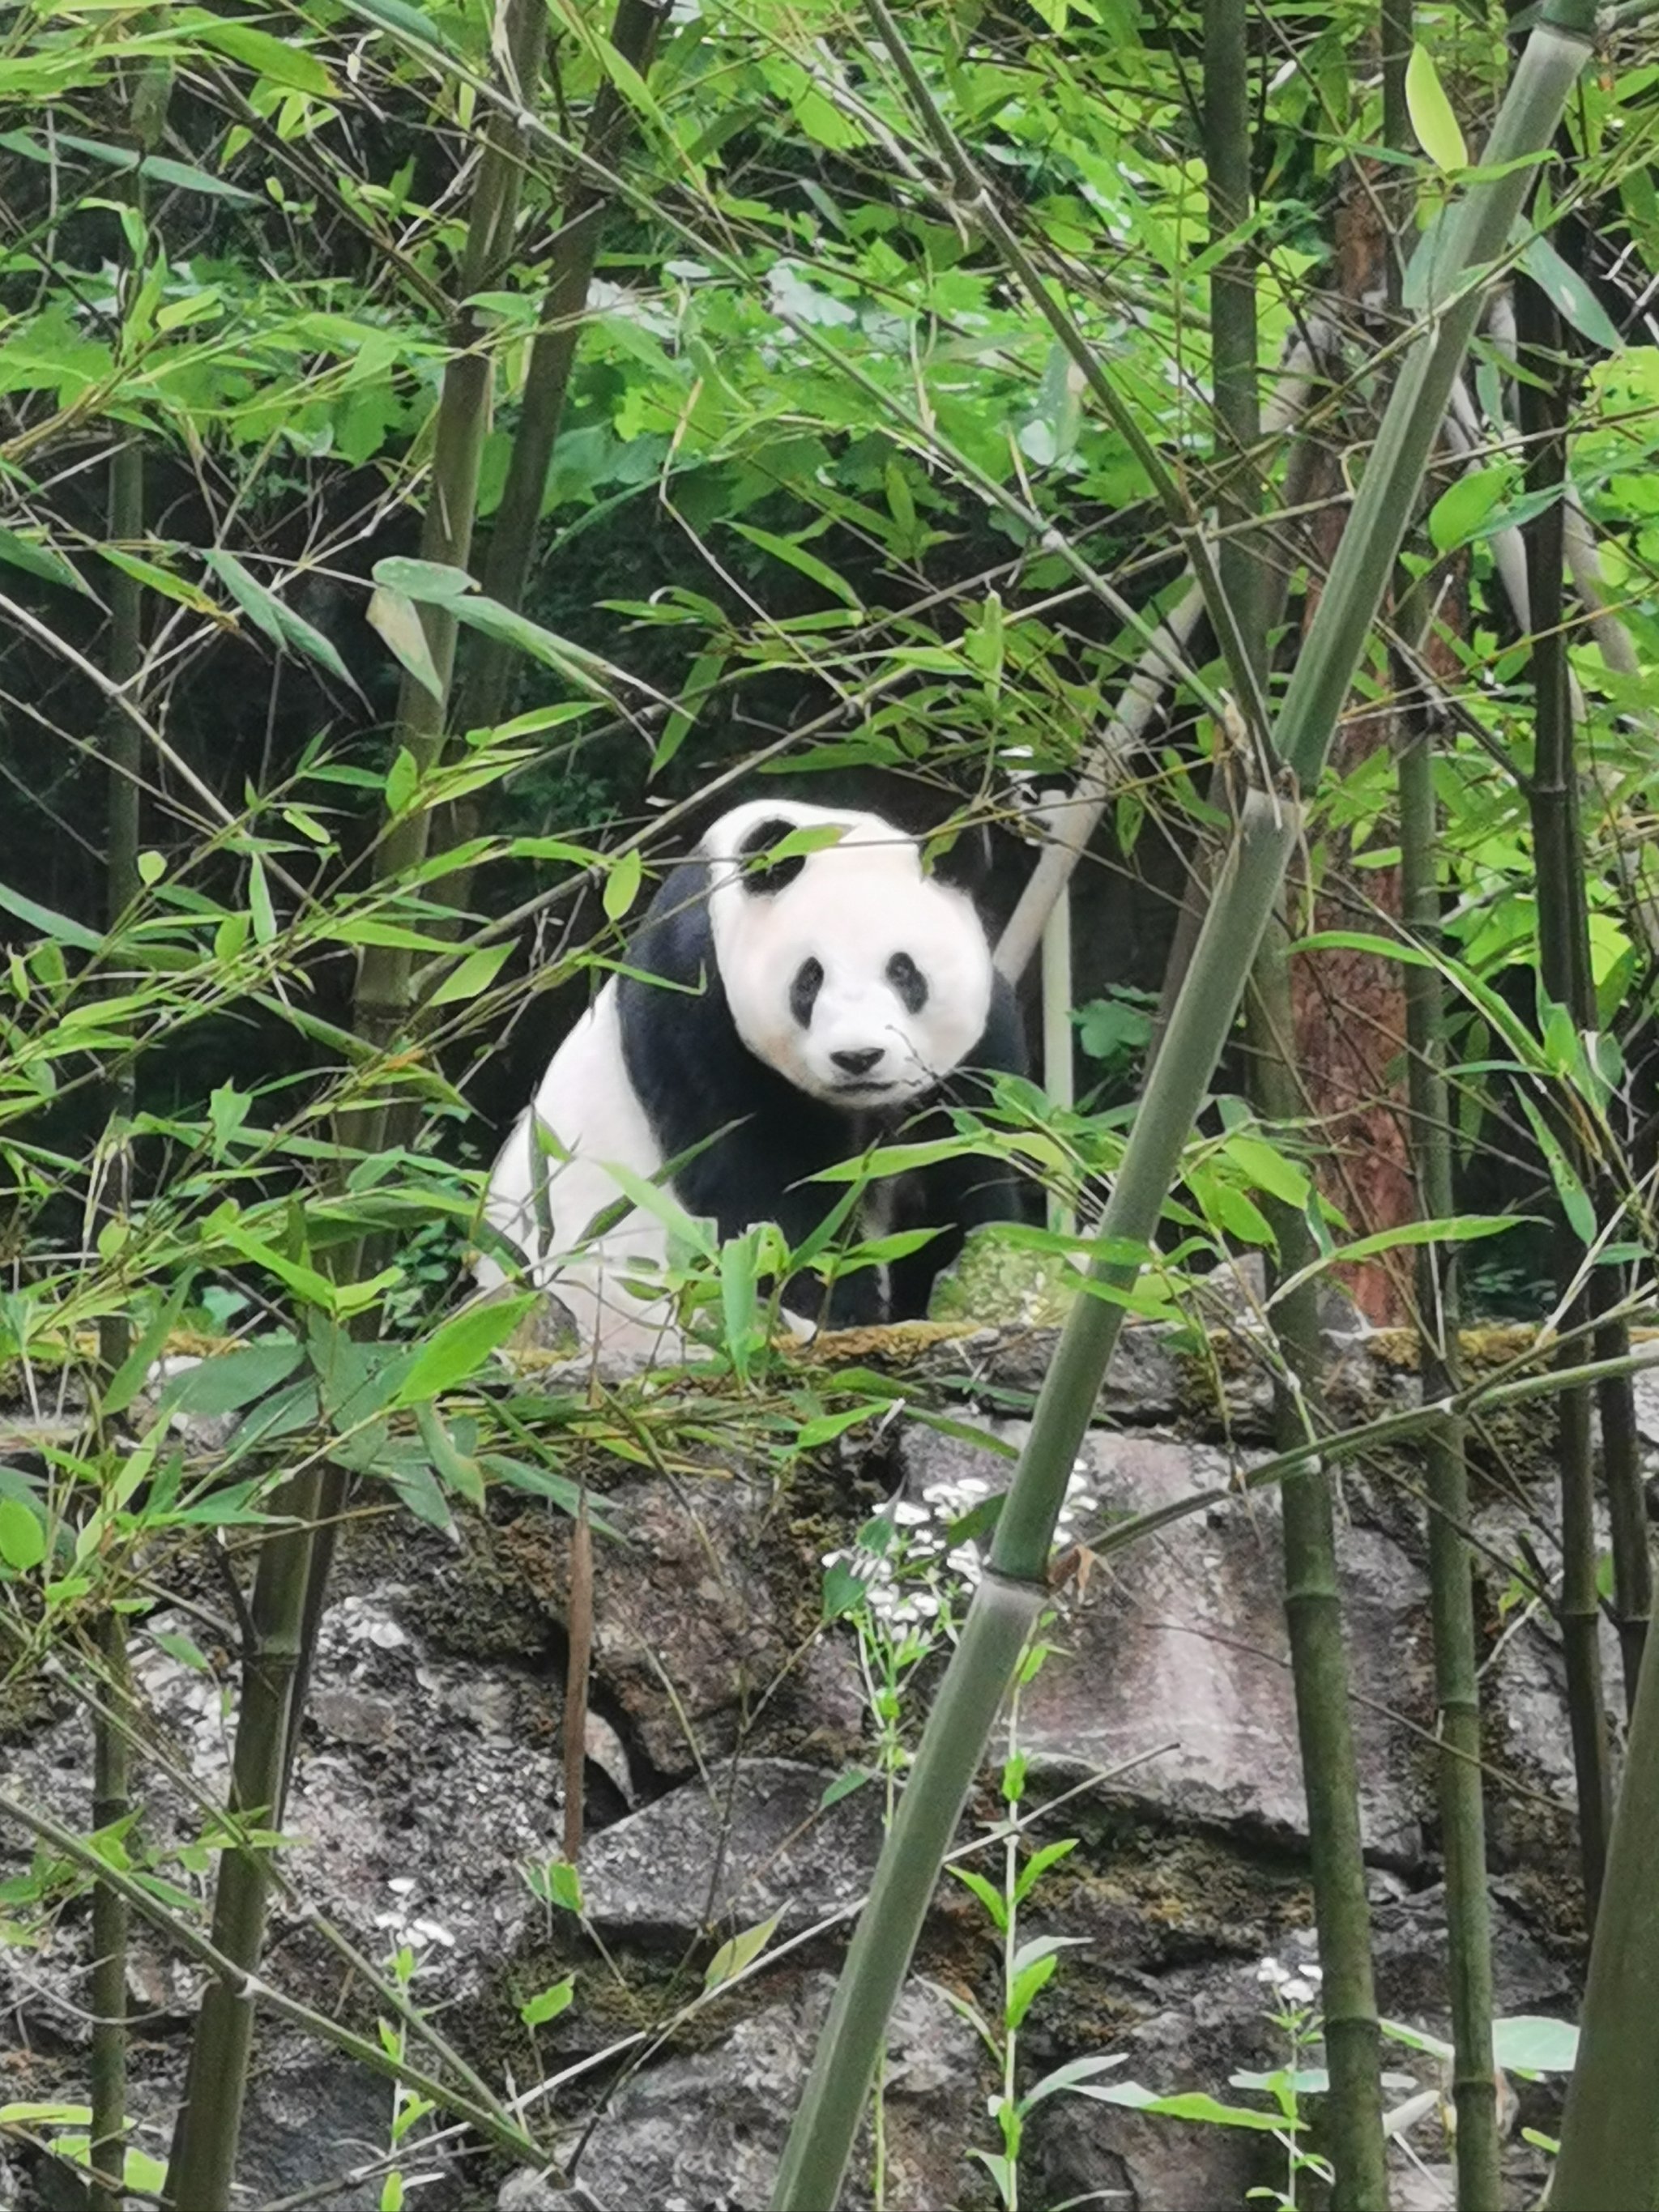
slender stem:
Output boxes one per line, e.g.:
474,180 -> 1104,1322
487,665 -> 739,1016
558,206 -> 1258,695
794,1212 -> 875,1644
772,15 -> 1596,2193
1515,271 -> 1612,1918
89,1612 -> 131,2207
1247,927 -> 1389,2212
1398,689 -> 1502,2207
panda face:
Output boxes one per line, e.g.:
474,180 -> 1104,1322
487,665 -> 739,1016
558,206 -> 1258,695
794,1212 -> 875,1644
705,802 -> 995,1107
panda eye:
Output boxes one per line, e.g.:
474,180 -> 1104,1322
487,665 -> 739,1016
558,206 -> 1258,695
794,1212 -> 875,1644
886,953 -> 928,1014
791,957 -> 824,1028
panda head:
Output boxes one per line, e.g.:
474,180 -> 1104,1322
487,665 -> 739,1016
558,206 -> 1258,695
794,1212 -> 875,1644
702,800 -> 995,1108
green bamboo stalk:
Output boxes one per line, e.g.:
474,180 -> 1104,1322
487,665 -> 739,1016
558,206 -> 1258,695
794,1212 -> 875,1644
1514,273 -> 1612,1916
164,1498 -> 326,2205
1398,688 -> 1502,2207
1246,931 -> 1390,2212
1551,1600 -> 1659,2206
771,11 -> 1596,2198
1204,7 -> 1388,2182
460,0 -> 667,738
167,11 -> 552,2200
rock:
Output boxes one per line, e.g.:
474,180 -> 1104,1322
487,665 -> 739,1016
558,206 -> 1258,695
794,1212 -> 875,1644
500,2178 -> 611,2212
580,1759 -> 884,1941
558,1974 -> 982,2212
902,1421 -> 1436,1860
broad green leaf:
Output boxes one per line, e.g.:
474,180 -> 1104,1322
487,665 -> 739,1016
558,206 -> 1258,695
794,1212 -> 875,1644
0,879 -> 103,951
520,1975 -> 576,2027
0,127 -> 262,203
949,1865 -> 1009,1930
704,1912 -> 780,1990
181,11 -> 337,93
425,942 -> 513,1008
0,525 -> 94,598
1083,2082 -> 1291,2130
1428,466 -> 1513,553
0,1498 -> 46,1571
391,1295 -> 539,1405
160,1341 -> 303,1417
102,1272 -> 194,1414
248,855 -> 276,945
1517,233 -> 1622,352
1405,46 -> 1468,171
203,549 -> 351,684
730,522 -> 860,607
1492,2014 -> 1578,2072
368,586 -> 445,699
603,847 -> 643,923
103,546 -> 215,612
1270,1215 -> 1525,1307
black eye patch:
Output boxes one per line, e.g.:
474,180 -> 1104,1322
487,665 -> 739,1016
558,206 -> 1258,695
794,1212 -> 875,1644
736,817 -> 807,896
791,957 -> 824,1028
886,952 -> 928,1013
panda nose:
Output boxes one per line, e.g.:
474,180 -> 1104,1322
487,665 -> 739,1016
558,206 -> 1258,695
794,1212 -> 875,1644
831,1047 -> 884,1076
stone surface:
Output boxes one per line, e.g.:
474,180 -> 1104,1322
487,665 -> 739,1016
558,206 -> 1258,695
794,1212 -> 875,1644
555,1975 -> 983,2212
580,1759 -> 884,1940
0,1328 -> 1589,2211
902,1420 -> 1437,1858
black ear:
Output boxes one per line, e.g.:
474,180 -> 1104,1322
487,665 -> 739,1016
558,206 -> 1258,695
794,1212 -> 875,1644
923,819 -> 994,897
735,816 -> 807,896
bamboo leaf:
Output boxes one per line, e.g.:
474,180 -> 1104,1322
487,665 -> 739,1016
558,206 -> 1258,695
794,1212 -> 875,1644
0,879 -> 103,950
705,1913 -> 780,1991
1406,46 -> 1469,171
391,1295 -> 539,1405
203,549 -> 352,684
730,522 -> 861,607
603,848 -> 643,923
1517,233 -> 1622,352
425,942 -> 513,1007
367,587 -> 444,696
0,524 -> 95,598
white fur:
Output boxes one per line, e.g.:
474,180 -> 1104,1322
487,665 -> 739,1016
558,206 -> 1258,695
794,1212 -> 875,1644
475,800 -> 994,1356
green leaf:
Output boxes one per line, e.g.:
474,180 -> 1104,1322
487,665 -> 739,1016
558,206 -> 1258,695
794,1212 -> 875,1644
368,586 -> 445,699
1271,1214 -> 1522,1306
0,878 -> 103,951
704,1912 -> 780,1991
519,1975 -> 576,2028
203,549 -> 351,684
425,941 -> 513,1008
0,127 -> 262,203
1428,466 -> 1513,553
1084,2082 -> 1291,2130
181,12 -> 338,93
1013,1836 -> 1078,1903
949,1864 -> 1009,1930
102,1272 -> 194,1415
248,854 -> 276,945
1492,2014 -> 1578,2072
391,1295 -> 539,1406
730,522 -> 860,608
821,1558 -> 868,1619
161,1342 -> 305,1417
1517,233 -> 1621,352
0,1498 -> 46,1571
0,524 -> 94,598
603,847 -> 643,923
1405,46 -> 1468,170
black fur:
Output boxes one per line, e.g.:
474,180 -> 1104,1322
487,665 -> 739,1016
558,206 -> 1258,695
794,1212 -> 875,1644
616,859 -> 1030,1327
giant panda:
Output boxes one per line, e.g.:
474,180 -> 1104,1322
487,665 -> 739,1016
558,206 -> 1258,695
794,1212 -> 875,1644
476,797 -> 1030,1355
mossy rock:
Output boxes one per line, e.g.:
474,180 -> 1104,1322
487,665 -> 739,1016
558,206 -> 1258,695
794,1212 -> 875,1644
928,1225 -> 1077,1327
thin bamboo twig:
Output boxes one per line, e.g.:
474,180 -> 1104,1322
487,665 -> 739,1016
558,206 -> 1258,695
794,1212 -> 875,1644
770,12 -> 1597,2196
1398,680 -> 1503,2207
1515,273 -> 1614,1913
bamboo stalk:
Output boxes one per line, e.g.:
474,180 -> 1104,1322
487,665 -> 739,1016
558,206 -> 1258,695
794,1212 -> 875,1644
1247,933 -> 1389,2211
1398,680 -> 1502,2207
89,1612 -> 131,2207
1515,273 -> 1613,1914
167,10 -> 554,2199
460,0 -> 667,737
1552,1599 -> 1659,2206
770,11 -> 1597,2196
1205,5 -> 1388,2181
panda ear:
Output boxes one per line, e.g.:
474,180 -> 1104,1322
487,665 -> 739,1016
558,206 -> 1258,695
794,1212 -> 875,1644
735,816 -> 808,896
923,820 -> 994,897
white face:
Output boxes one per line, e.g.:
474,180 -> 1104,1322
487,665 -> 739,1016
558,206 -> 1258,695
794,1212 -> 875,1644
705,802 -> 994,1107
